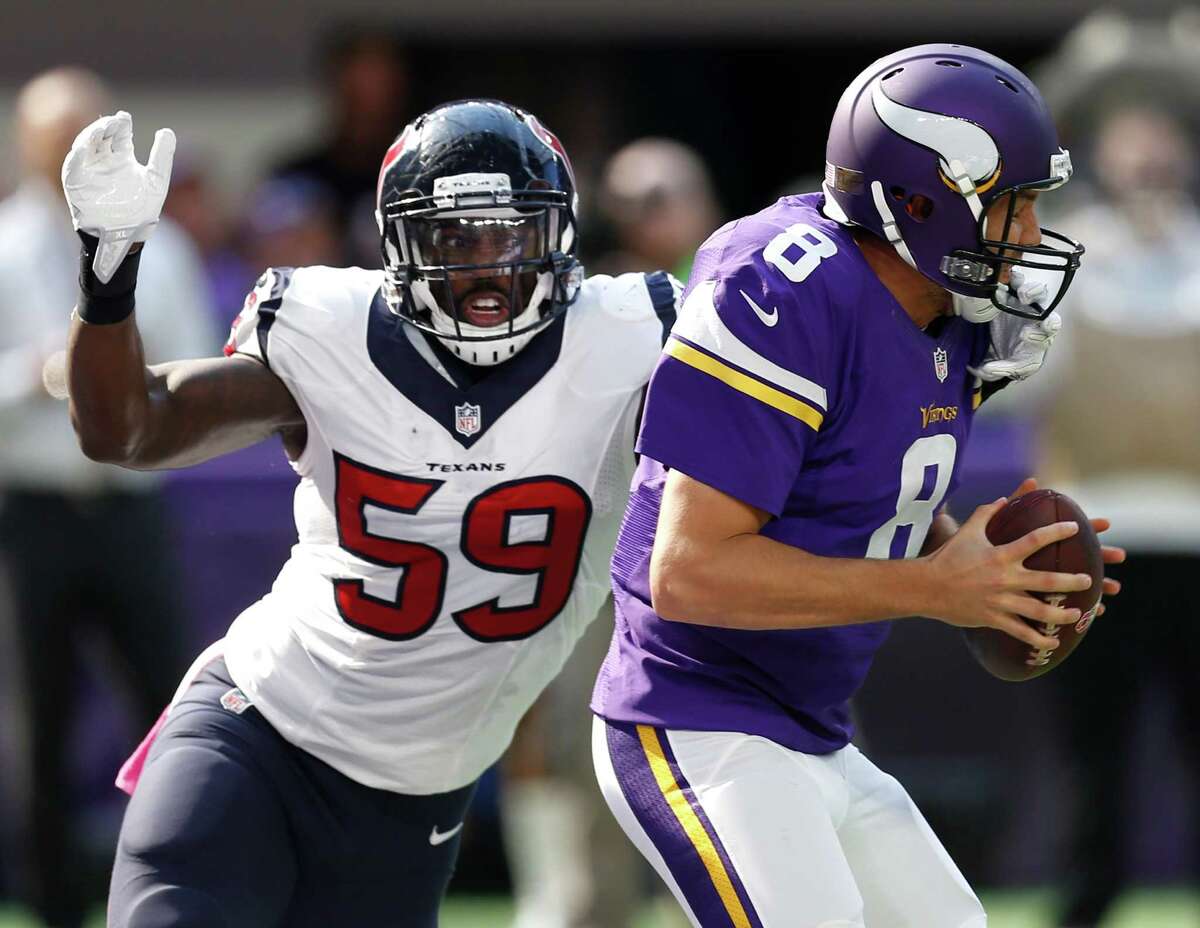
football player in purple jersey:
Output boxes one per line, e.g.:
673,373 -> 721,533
591,45 -> 1125,927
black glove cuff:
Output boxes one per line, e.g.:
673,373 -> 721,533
77,232 -> 142,325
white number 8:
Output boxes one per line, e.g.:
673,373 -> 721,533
866,434 -> 958,560
763,223 -> 838,283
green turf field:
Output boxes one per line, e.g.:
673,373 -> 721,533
3,888 -> 1197,927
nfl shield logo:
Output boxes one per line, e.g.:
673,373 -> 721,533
455,402 -> 482,437
933,347 -> 949,383
220,687 -> 251,715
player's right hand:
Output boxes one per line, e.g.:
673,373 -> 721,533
61,111 -> 176,284
919,496 -> 1094,651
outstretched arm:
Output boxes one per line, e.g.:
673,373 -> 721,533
62,110 -> 303,470
68,311 -> 303,469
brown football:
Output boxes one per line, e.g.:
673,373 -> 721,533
963,489 -> 1104,682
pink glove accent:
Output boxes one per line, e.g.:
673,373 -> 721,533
114,639 -> 227,795
116,707 -> 169,795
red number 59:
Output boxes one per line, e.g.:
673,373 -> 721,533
333,453 -> 592,643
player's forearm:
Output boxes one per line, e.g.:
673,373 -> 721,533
651,532 -> 936,630
69,318 -> 304,470
67,311 -> 157,464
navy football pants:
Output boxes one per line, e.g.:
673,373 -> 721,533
108,660 -> 477,928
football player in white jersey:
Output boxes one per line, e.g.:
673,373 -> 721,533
61,100 -> 679,927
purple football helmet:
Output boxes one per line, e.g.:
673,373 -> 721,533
824,44 -> 1084,321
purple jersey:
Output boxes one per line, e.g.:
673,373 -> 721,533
592,193 -> 990,754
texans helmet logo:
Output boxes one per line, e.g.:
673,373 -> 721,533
524,114 -> 576,187
377,125 -> 415,204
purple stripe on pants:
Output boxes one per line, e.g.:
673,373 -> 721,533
603,719 -> 763,928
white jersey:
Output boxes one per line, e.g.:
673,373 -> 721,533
220,265 -> 677,794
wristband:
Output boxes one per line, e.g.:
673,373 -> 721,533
77,232 -> 142,325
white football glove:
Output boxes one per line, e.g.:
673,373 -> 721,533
997,265 -> 1052,315
968,306 -> 1062,383
952,266 -> 1053,325
61,111 -> 176,283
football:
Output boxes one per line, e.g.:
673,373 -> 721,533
964,489 -> 1104,682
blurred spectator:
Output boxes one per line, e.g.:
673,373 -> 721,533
595,137 -> 721,282
271,24 -> 411,267
0,67 -> 217,927
241,176 -> 343,272
1038,102 -> 1200,928
162,148 -> 255,331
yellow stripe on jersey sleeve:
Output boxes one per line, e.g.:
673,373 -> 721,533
664,337 -> 824,431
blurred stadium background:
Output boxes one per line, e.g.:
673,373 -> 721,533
1,1 -> 1198,926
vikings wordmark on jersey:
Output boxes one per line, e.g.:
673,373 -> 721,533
593,192 -> 991,753
222,265 -> 676,794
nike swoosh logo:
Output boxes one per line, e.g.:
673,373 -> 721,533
429,822 -> 464,846
740,289 -> 778,327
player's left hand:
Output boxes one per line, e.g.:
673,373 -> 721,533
1009,477 -> 1125,612
61,111 -> 176,283
968,273 -> 1061,383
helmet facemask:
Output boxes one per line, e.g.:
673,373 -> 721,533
848,147 -> 1085,324
380,172 -> 583,365
941,173 -> 1084,322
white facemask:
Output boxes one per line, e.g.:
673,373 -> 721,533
411,271 -> 554,366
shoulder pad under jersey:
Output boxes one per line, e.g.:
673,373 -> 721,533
224,265 -> 382,370
565,270 -> 682,392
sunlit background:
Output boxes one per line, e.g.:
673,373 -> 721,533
0,1 -> 1198,926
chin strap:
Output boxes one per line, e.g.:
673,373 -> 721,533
943,157 -> 1003,323
951,291 -> 1001,324
870,181 -> 918,270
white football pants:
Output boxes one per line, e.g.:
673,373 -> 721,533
592,717 -> 987,928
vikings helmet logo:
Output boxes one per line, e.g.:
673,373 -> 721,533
871,84 -> 1003,198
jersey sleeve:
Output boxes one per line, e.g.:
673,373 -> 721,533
577,270 -> 684,394
641,269 -> 681,345
223,267 -> 295,366
636,235 -> 839,517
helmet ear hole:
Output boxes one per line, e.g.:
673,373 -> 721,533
889,185 -> 906,201
905,194 -> 934,222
